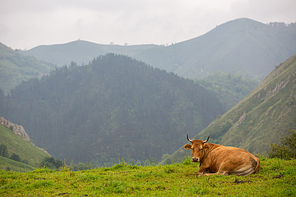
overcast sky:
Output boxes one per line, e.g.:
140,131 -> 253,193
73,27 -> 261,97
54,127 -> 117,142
1,0 -> 295,50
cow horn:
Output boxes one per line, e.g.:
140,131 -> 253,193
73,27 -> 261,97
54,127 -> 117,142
203,136 -> 210,143
187,134 -> 193,143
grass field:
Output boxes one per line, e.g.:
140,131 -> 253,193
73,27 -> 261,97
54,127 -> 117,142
1,157 -> 295,196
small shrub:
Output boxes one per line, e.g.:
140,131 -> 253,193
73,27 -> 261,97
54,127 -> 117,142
0,144 -> 9,158
40,156 -> 64,169
10,153 -> 21,162
268,129 -> 296,159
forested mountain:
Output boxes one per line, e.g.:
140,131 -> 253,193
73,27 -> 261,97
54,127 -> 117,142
195,72 -> 260,110
21,18 -> 296,79
1,54 -> 224,166
0,43 -> 55,94
161,53 -> 296,164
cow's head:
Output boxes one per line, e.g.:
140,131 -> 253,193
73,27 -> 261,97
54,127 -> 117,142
184,134 -> 210,162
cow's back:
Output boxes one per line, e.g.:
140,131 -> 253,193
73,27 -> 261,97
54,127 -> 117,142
205,145 -> 260,175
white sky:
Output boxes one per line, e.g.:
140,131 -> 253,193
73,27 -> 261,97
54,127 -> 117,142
1,0 -> 295,50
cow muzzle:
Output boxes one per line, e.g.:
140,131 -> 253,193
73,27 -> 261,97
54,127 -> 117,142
192,158 -> 198,162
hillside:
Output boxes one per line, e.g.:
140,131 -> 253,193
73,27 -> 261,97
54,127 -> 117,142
20,18 -> 296,79
162,53 -> 296,164
0,117 -> 50,171
2,54 -> 224,166
0,43 -> 55,94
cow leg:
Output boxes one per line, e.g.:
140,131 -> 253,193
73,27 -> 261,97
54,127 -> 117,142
197,171 -> 229,177
200,171 -> 228,176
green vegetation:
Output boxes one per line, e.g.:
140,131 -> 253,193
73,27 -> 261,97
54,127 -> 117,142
268,129 -> 296,160
9,153 -> 21,162
0,156 -> 35,172
0,42 -> 55,94
40,157 -> 64,170
195,71 -> 259,110
2,54 -> 224,165
163,53 -> 296,164
0,124 -> 49,171
0,157 -> 295,196
0,144 -> 9,158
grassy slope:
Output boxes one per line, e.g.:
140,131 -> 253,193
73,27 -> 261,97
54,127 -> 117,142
0,158 -> 295,196
162,54 -> 296,164
0,124 -> 49,170
0,156 -> 34,172
220,53 -> 296,152
0,43 -> 54,94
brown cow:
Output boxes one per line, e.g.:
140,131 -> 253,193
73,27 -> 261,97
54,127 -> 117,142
184,135 -> 260,176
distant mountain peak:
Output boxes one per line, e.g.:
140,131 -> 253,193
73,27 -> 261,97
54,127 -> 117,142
19,18 -> 296,79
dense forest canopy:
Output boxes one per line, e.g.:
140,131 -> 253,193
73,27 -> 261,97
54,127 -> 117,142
1,54 -> 224,166
195,72 -> 260,110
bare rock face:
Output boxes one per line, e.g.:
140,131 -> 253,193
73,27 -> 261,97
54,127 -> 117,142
0,116 -> 30,141
234,113 -> 247,128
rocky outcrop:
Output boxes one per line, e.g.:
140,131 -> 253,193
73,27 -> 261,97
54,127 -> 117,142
264,78 -> 290,101
234,113 -> 247,128
0,117 -> 50,156
0,116 -> 30,141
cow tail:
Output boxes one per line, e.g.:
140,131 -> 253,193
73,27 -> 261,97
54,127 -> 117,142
254,157 -> 260,173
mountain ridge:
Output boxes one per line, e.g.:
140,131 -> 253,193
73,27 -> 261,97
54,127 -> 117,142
20,18 -> 296,79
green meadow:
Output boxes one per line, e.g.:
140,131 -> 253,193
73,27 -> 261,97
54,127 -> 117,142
1,157 -> 295,196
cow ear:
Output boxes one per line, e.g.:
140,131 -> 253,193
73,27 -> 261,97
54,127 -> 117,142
184,144 -> 192,150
